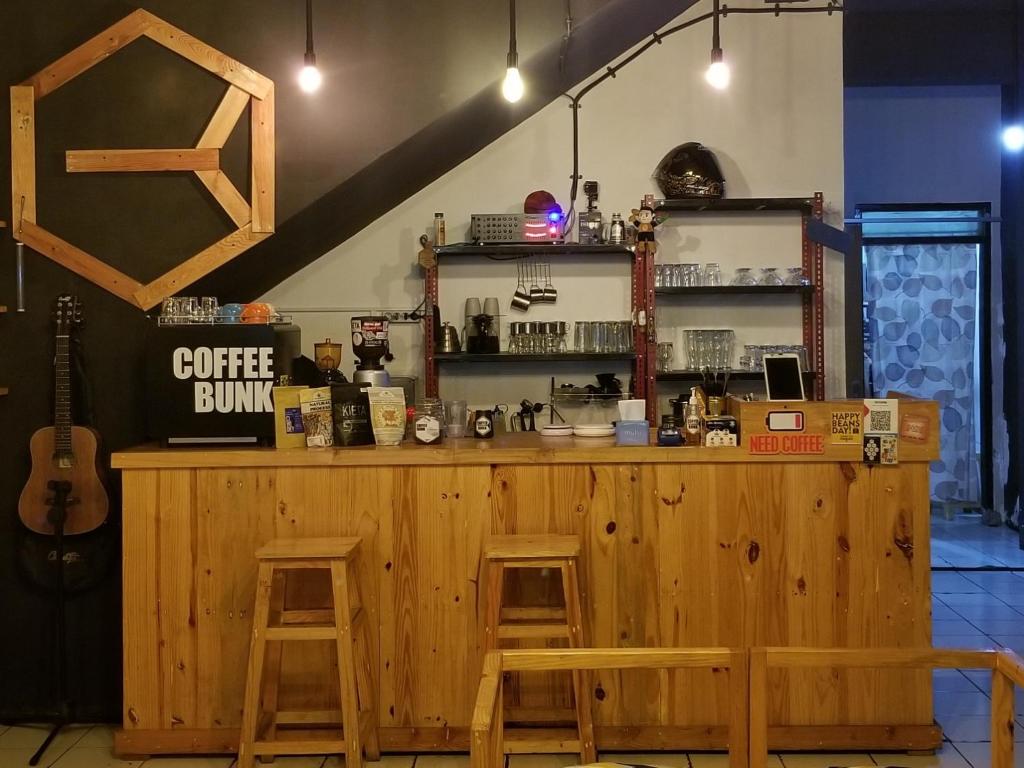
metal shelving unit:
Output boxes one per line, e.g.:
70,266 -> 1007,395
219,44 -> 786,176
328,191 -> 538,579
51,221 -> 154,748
646,193 -> 827,415
655,285 -> 814,296
423,242 -> 648,399
436,352 -> 636,364
656,369 -> 818,382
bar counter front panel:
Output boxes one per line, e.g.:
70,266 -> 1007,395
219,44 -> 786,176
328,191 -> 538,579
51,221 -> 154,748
114,407 -> 938,756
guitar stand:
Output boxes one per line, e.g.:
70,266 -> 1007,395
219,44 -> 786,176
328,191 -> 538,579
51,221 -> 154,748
29,479 -> 73,767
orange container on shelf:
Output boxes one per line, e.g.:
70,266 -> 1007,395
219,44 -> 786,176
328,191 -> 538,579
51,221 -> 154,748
242,302 -> 273,324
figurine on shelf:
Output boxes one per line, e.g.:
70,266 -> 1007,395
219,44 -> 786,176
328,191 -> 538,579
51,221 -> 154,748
629,200 -> 662,258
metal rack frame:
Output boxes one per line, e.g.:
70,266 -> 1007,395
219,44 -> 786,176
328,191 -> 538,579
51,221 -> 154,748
645,192 -> 827,421
422,243 -> 648,401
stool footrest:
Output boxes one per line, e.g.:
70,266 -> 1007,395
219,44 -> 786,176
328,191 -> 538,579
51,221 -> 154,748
504,726 -> 581,754
278,609 -> 335,625
501,607 -> 567,622
497,623 -> 570,640
274,709 -> 342,726
253,739 -> 346,756
265,625 -> 337,641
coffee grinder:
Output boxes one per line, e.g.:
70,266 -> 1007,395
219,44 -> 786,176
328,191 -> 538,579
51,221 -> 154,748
314,338 -> 348,385
351,316 -> 391,386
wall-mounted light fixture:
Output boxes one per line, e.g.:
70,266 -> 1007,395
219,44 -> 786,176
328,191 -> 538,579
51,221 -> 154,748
502,0 -> 525,103
705,0 -> 730,90
1003,125 -> 1024,153
298,0 -> 323,93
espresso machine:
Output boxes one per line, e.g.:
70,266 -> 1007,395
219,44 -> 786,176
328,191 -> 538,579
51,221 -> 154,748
351,316 -> 391,386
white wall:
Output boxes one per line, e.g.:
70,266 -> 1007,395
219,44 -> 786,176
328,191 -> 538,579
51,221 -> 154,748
265,2 -> 845,416
845,85 -> 1006,514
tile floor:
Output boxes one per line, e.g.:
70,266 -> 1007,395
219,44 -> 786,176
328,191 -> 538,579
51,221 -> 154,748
6,562 -> 1024,768
931,512 -> 1024,569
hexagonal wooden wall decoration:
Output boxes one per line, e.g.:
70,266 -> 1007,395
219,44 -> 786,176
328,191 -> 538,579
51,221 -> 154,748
10,9 -> 275,310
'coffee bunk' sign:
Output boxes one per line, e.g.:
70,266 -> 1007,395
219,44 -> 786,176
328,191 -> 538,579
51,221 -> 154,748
172,346 -> 275,413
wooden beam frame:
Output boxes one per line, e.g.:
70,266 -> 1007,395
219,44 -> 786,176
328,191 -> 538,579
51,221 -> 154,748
10,9 -> 274,310
750,647 -> 1014,768
471,648 -> 749,768
66,148 -> 220,173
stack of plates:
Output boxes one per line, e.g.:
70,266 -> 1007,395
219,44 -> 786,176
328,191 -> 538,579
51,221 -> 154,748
573,424 -> 616,438
540,424 -> 575,437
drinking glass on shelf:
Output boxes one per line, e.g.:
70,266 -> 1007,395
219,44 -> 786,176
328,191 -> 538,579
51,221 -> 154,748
201,297 -> 218,324
759,268 -> 784,286
657,342 -> 674,372
784,267 -> 811,286
731,267 -> 757,286
684,330 -> 698,369
703,263 -> 722,287
682,263 -> 701,287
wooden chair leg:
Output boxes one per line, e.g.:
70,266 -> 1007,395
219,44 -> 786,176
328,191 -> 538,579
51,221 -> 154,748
238,561 -> 274,768
561,559 -> 596,764
483,560 -> 504,653
749,648 -> 769,768
351,564 -> 380,761
259,569 -> 287,756
331,561 -> 364,768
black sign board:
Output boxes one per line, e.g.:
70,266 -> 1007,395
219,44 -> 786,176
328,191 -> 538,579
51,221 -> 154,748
146,324 -> 298,443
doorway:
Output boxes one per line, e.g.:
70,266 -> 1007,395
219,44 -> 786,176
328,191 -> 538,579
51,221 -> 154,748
856,204 -> 1008,566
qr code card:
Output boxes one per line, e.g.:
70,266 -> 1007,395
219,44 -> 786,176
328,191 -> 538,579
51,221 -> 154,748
863,399 -> 899,435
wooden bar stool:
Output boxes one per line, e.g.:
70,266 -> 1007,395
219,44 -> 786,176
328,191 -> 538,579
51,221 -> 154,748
482,534 -> 596,764
238,537 -> 379,768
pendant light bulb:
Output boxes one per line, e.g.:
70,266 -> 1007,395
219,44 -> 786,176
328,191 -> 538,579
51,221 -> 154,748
299,59 -> 322,93
705,52 -> 730,91
502,66 -> 524,103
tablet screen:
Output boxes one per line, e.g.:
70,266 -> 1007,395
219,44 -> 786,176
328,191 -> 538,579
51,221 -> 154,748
764,355 -> 806,401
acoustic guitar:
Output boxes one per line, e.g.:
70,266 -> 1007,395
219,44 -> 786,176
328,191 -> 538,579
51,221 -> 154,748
18,295 -> 109,536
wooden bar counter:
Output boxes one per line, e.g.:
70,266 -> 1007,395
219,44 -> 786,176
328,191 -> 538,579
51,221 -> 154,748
113,400 -> 941,756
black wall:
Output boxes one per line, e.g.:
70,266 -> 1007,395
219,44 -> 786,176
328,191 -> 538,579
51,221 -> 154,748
0,0 -> 693,720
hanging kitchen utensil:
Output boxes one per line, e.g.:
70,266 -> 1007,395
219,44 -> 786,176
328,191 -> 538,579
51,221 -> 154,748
511,261 -> 531,312
541,263 -> 557,303
528,260 -> 544,304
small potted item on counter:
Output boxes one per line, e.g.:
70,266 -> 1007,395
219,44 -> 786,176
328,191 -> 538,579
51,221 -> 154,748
367,387 -> 407,446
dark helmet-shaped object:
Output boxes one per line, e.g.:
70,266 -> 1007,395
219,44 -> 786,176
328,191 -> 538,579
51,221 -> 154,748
654,142 -> 725,199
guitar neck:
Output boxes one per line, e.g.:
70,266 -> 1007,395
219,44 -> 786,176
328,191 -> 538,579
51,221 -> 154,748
55,333 -> 72,453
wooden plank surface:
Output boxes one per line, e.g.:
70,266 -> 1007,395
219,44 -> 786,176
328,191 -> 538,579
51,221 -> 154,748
19,221 -> 143,306
10,86 -> 36,231
120,457 -> 938,754
133,225 -> 267,310
22,9 -> 150,98
66,148 -> 219,173
139,10 -> 273,99
195,170 -> 251,227
197,86 -> 250,149
250,85 -> 274,233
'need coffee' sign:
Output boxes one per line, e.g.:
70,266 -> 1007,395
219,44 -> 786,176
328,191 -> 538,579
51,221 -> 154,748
147,325 -> 282,443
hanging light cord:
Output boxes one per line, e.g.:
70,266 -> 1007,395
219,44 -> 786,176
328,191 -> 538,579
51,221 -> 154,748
508,0 -> 518,69
711,0 -> 721,54
305,0 -> 315,62
560,2 -> 843,218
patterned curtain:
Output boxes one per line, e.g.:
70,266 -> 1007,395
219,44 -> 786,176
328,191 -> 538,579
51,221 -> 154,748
864,243 -> 979,503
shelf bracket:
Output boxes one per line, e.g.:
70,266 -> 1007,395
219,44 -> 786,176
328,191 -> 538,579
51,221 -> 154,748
806,218 -> 852,256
